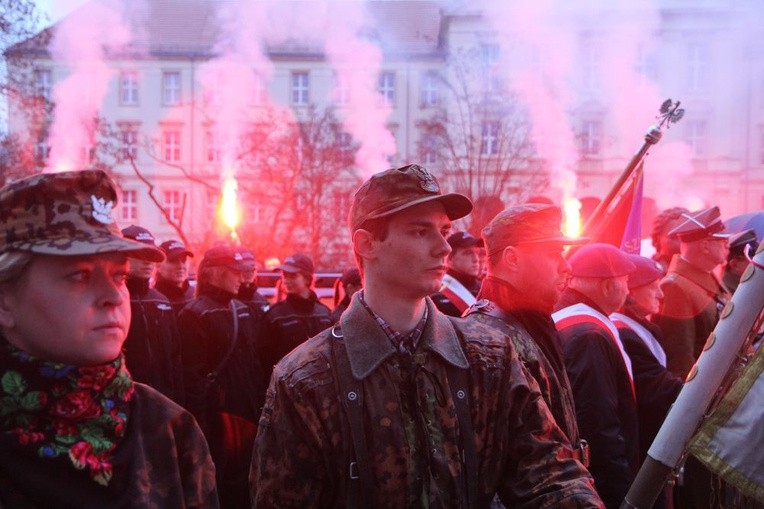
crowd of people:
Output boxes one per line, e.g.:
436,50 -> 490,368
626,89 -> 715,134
0,164 -> 759,508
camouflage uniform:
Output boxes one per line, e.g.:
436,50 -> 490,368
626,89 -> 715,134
465,301 -> 582,453
251,294 -> 602,508
653,256 -> 730,380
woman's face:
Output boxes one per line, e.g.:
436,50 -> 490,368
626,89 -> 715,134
0,253 -> 131,366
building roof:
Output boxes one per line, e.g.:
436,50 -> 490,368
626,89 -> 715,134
6,0 -> 445,60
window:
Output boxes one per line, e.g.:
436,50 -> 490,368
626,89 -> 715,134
206,130 -> 220,163
480,44 -> 501,93
291,72 -> 309,105
378,72 -> 395,104
162,71 -> 181,105
420,72 -> 439,107
481,121 -> 500,156
162,190 -> 183,223
686,120 -> 707,157
636,46 -> 656,84
163,130 -> 181,162
34,69 -> 51,100
121,127 -> 138,160
580,120 -> 602,156
420,134 -> 438,165
581,37 -> 601,91
119,71 -> 139,105
687,44 -> 708,92
121,190 -> 137,221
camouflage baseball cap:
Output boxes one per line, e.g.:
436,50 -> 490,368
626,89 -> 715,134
482,203 -> 587,257
348,164 -> 473,232
0,169 -> 164,262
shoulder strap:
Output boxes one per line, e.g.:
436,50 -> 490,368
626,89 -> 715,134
206,300 -> 240,384
445,317 -> 478,508
330,330 -> 374,509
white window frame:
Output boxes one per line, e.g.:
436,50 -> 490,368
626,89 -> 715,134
162,71 -> 181,106
206,130 -> 220,163
34,69 -> 52,100
121,127 -> 138,160
580,120 -> 602,156
687,44 -> 709,92
378,71 -> 395,105
121,190 -> 138,221
163,130 -> 181,162
420,72 -> 439,107
162,190 -> 183,223
686,120 -> 707,158
291,71 -> 310,105
119,71 -> 139,106
481,121 -> 500,156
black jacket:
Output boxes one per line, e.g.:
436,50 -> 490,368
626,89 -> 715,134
124,277 -> 184,404
615,308 -> 682,464
237,282 -> 270,314
177,284 -> 268,434
262,291 -> 333,375
154,276 -> 195,315
554,289 -> 639,509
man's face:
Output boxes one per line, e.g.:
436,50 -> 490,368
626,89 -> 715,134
158,255 -> 189,286
629,279 -> 663,316
449,246 -> 482,277
514,242 -> 571,313
604,275 -> 631,315
128,258 -> 156,280
366,201 -> 452,300
705,237 -> 730,268
282,271 -> 310,297
0,253 -> 131,366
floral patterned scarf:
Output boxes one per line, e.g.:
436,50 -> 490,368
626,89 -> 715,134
0,340 -> 134,486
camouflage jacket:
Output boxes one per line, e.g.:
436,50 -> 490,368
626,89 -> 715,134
251,294 -> 602,508
653,256 -> 730,379
464,301 -> 581,451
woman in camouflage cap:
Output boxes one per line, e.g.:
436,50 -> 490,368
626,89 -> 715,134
0,170 -> 218,507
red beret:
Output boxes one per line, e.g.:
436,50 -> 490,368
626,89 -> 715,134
627,254 -> 665,289
569,243 -> 636,278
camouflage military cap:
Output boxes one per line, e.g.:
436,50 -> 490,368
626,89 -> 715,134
0,169 -> 165,262
348,164 -> 473,232
482,203 -> 587,257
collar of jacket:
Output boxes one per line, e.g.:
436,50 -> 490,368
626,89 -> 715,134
126,276 -> 150,296
198,282 -> 237,304
339,293 -> 469,380
669,256 -> 727,296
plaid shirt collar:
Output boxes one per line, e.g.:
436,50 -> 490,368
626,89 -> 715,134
358,291 -> 428,355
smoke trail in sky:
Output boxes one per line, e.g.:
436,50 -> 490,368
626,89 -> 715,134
323,1 -> 396,178
47,0 -> 131,172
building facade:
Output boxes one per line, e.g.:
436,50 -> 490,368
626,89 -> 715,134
5,0 -> 763,268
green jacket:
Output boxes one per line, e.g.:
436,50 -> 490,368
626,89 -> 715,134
251,294 -> 602,508
653,256 -> 730,379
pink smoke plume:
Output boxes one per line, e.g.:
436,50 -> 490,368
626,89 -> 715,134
323,1 -> 396,179
477,0 -> 694,210
198,1 -> 281,180
47,0 -> 131,173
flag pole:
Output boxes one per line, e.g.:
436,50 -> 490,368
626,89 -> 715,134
582,99 -> 684,237
621,243 -> 764,508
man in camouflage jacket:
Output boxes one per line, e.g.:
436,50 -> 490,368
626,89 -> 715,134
465,204 -> 586,461
250,165 -> 602,508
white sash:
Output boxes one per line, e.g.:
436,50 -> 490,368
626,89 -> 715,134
553,303 -> 634,383
439,273 -> 476,313
610,312 -> 668,368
